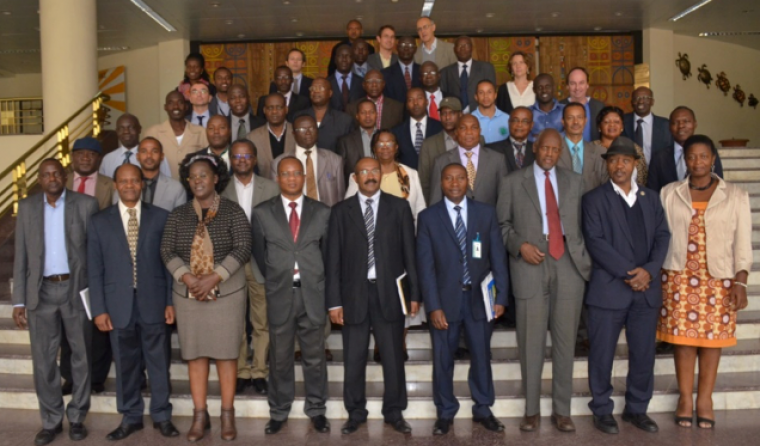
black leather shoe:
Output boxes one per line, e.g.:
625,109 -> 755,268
252,378 -> 268,395
69,422 -> 88,441
593,414 -> 619,434
474,415 -> 504,432
61,381 -> 73,396
265,419 -> 285,435
91,383 -> 106,394
311,415 -> 330,433
153,420 -> 180,438
341,419 -> 363,434
34,425 -> 62,446
235,378 -> 250,394
622,412 -> 659,432
386,418 -> 412,434
373,350 -> 381,362
324,349 -> 333,361
433,418 -> 452,435
106,423 -> 144,441
454,347 -> 470,360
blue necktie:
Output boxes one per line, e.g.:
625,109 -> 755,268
454,206 -> 470,285
364,198 -> 375,271
460,64 -> 469,110
123,151 -> 132,165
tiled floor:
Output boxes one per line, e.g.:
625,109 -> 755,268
2,409 -> 760,446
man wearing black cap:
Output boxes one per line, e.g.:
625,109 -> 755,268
581,137 -> 671,434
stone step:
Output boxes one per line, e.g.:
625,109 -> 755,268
751,194 -> 760,208
720,148 -> 760,158
725,169 -> 760,182
0,371 -> 758,419
735,181 -> 760,194
723,158 -> 760,169
753,211 -> 760,225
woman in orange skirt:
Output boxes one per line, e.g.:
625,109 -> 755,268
657,135 -> 752,429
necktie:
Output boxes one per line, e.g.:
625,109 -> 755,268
429,94 -> 440,120
571,144 -> 582,174
460,64 -> 469,110
676,149 -> 687,180
454,206 -> 471,285
514,142 -> 525,169
288,201 -> 300,242
143,178 -> 154,204
341,75 -> 349,110
197,115 -> 204,127
127,208 -> 139,287
635,118 -> 645,148
237,119 -> 247,140
414,122 -> 423,154
544,171 -> 564,260
76,176 -> 88,193
364,198 -> 375,272
123,151 -> 133,165
304,150 -> 318,199
404,66 -> 412,91
374,98 -> 383,129
465,151 -> 476,190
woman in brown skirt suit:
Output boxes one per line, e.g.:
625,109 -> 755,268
161,153 -> 251,441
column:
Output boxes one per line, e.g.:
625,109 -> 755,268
158,39 -> 190,118
642,28 -> 675,116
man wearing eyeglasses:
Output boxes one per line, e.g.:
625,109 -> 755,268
487,106 -> 535,173
257,66 -> 310,122
346,69 -> 404,130
414,17 -> 457,68
185,82 -> 214,128
622,87 -> 672,166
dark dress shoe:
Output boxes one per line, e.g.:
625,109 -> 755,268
61,381 -> 73,396
311,415 -> 330,433
656,341 -> 674,355
454,347 -> 470,360
593,414 -> 619,434
91,383 -> 106,394
403,349 -> 409,361
235,378 -> 250,394
265,419 -> 285,435
474,415 -> 504,432
153,420 -> 180,437
374,350 -> 381,362
294,351 -> 302,361
34,425 -> 62,446
325,349 -> 333,361
519,414 -> 540,432
252,378 -> 268,395
106,423 -> 144,441
622,412 -> 659,432
433,418 -> 452,435
551,413 -> 576,432
341,419 -> 363,434
386,418 -> 412,434
69,422 -> 88,441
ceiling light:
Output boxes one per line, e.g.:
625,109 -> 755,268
485,13 -> 495,18
283,0 -> 290,4
1,11 -> 11,15
594,26 -> 602,31
551,12 -> 560,18
476,28 -> 484,33
356,0 -> 363,3
670,0 -> 713,22
356,16 -> 363,20
535,27 -> 543,32
98,46 -> 130,51
225,20 -> 233,25
211,2 -> 220,7
391,0 -> 399,2
422,1 -> 435,17
296,32 -> 304,37
699,31 -> 760,37
615,12 -> 623,17
129,0 -> 177,32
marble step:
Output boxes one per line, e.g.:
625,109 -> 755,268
720,148 -> 760,158
723,158 -> 760,169
0,371 -> 758,419
725,169 -> 760,182
751,194 -> 760,208
735,181 -> 760,194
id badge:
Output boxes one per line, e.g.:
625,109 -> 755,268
472,233 -> 482,259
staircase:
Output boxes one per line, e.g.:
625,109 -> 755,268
0,146 -> 758,420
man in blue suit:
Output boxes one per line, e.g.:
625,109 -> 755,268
391,87 -> 443,169
582,138 -> 671,435
88,164 -> 178,440
622,87 -> 672,166
417,163 -> 509,435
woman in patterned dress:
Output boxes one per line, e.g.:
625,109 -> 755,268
657,135 -> 752,428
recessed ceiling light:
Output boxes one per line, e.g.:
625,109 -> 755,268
485,13 -> 495,18
291,18 -> 297,22
237,33 -> 245,38
670,0 -> 713,22
1,11 -> 11,15
615,11 -> 623,16
356,16 -> 363,20
535,27 -> 543,32
699,31 -> 760,37
476,28 -> 484,33
391,0 -> 399,2
356,0 -> 363,3
296,32 -> 304,37
211,2 -> 220,7
551,12 -> 560,18
594,26 -> 602,31
225,20 -> 233,25
283,1 -> 290,4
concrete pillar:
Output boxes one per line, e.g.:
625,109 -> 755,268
642,28 -> 675,116
158,39 -> 190,118
39,0 -> 98,131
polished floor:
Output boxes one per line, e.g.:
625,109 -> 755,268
2,409 -> 760,446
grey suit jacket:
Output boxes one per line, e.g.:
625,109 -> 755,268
221,174 -> 280,282
559,97 -> 606,141
418,133 -> 487,204
246,124 -> 296,181
414,39 -> 457,68
557,139 -> 609,194
65,171 -> 115,211
345,96 -> 404,130
13,191 -> 99,310
440,60 -> 497,111
271,149 -> 346,207
367,53 -> 398,72
151,173 -> 187,212
429,146 -> 508,207
497,166 -> 592,300
252,196 -> 331,327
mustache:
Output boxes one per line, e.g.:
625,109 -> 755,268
363,179 -> 378,185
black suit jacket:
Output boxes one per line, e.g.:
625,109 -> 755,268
381,63 -> 423,103
269,75 -> 314,99
622,113 -> 673,157
392,118 -> 444,169
328,73 -> 366,112
294,107 -> 355,153
647,144 -> 724,192
495,83 -> 515,114
327,38 -> 376,77
226,110 -> 266,134
326,192 -> 419,324
336,128 -> 369,183
487,140 -> 535,173
256,93 -> 311,122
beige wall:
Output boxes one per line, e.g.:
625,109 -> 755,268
98,45 -> 161,129
0,74 -> 44,98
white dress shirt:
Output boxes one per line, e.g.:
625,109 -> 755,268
99,145 -> 172,179
409,116 -> 428,138
231,115 -> 251,139
458,59 -> 473,78
635,113 -> 654,164
268,123 -> 286,141
233,174 -> 254,221
191,109 -> 211,128
295,145 -> 320,200
358,190 -> 380,280
281,194 -> 304,280
444,196 -> 467,229
423,38 -> 438,55
532,162 -> 564,235
117,200 -> 141,237
610,178 -> 639,208
428,88 -> 443,111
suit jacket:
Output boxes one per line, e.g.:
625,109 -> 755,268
487,139 -> 535,173
12,191 -> 99,311
414,39 -> 457,68
560,97 -> 605,141
557,139 -> 609,194
326,192 -> 419,323
495,83 -> 515,114
381,62 -> 423,103
65,171 -> 115,211
336,128 -> 371,183
345,164 -> 427,222
246,124 -> 295,181
367,52 -> 398,72
392,118 -> 444,170
622,113 -> 673,159
647,144 -> 724,192
269,75 -> 314,98
417,198 -> 509,322
151,173 -> 186,212
582,182 -> 671,309
252,196 -> 331,327
88,203 -> 172,329
440,60 -> 497,112
144,120 -> 209,180
497,166 -> 592,300
345,96 -> 404,130
294,107 -> 355,153
429,146 -> 508,207
328,73 -> 366,112
327,38 -> 376,76
271,148 -> 346,207
227,111 -> 266,136
209,95 -> 228,117
256,93 -> 310,122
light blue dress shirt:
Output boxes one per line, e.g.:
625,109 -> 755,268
99,146 -> 171,179
472,108 -> 510,143
43,190 -> 70,276
532,162 -> 564,235
564,137 -> 584,173
530,100 -> 565,143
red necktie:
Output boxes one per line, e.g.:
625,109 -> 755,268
429,94 -> 440,120
288,201 -> 300,242
404,66 -> 412,91
544,171 -> 564,260
77,176 -> 88,194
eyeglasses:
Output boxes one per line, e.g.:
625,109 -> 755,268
633,96 -> 653,103
190,89 -> 209,95
398,43 -> 416,48
421,71 -> 438,76
357,168 -> 381,176
508,118 -> 532,124
279,171 -> 304,178
265,105 -> 285,111
232,154 -> 254,160
416,24 -> 432,32
187,173 -> 210,182
294,127 -> 315,134
374,142 -> 396,149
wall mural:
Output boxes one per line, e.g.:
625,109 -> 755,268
97,66 -> 126,130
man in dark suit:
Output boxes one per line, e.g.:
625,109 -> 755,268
135,137 -> 186,212
429,115 -> 508,206
227,84 -> 266,142
194,115 -> 233,168
13,159 -> 99,445
328,45 -> 365,113
269,48 -> 313,100
352,40 -> 371,78
647,106 -> 724,192
557,102 -> 608,193
582,138 -> 671,434
391,87 -> 443,169
440,36 -> 497,114
257,66 -> 310,121
209,67 -> 232,117
623,87 -> 672,166
252,157 -> 332,435
338,100 -> 377,182
560,67 -> 605,141
326,157 -> 419,435
327,19 -> 375,76
382,36 -> 422,103
497,129 -> 591,433
417,163 -> 509,435
88,163 -> 179,440
346,70 -> 404,130
487,106 -> 535,173
294,78 -> 355,153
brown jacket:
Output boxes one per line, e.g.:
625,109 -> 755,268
65,170 -> 114,210
144,120 -> 209,180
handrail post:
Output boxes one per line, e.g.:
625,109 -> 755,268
58,125 -> 70,167
11,161 -> 27,217
92,96 -> 101,137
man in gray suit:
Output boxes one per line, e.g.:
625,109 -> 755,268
440,36 -> 497,114
497,129 -> 591,433
560,67 -> 605,141
13,159 -> 99,445
557,102 -> 608,193
414,17 -> 456,68
252,157 -> 332,435
367,25 -> 398,71
418,97 -> 462,204
429,114 -> 507,206
136,137 -> 186,212
221,139 -> 280,396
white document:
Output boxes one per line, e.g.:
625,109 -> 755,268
480,272 -> 496,321
79,288 -> 92,321
396,272 -> 408,316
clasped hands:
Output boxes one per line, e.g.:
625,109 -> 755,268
624,267 -> 651,292
182,272 -> 222,301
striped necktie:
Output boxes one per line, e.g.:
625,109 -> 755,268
414,122 -> 423,154
454,206 -> 470,285
364,198 -> 375,271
